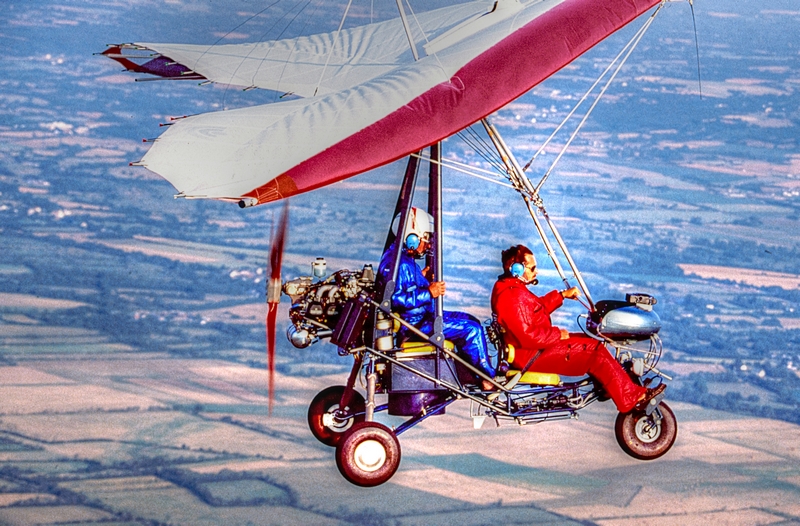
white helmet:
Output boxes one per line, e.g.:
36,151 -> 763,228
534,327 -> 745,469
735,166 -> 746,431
392,207 -> 434,251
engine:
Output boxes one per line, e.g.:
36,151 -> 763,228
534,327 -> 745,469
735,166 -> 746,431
283,259 -> 376,348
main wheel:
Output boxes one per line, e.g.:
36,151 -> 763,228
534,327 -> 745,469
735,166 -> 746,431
307,386 -> 365,447
335,422 -> 401,487
615,401 -> 677,460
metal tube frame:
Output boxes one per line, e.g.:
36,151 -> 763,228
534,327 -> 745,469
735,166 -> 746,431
381,153 -> 420,308
342,341 -> 607,430
482,117 -> 596,310
395,0 -> 420,61
428,142 -> 445,345
347,343 -> 515,417
377,144 -> 507,387
368,298 -> 505,390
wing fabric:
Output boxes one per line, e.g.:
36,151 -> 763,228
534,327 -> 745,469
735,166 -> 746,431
131,2 -> 490,97
131,0 -> 660,204
141,54 -> 453,199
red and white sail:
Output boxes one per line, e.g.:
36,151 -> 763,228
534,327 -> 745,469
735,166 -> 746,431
110,0 -> 660,205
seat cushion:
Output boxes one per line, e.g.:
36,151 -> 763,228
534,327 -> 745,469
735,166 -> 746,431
506,370 -> 560,385
399,340 -> 455,356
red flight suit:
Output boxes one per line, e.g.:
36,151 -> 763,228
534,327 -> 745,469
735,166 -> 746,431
491,276 -> 645,413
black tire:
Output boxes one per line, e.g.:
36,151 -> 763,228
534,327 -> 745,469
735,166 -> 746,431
335,422 -> 401,487
615,401 -> 677,460
307,386 -> 365,447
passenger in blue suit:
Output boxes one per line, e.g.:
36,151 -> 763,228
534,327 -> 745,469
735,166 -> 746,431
378,207 -> 495,389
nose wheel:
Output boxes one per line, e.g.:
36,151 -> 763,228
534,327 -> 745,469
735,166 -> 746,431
335,422 -> 401,487
615,401 -> 677,460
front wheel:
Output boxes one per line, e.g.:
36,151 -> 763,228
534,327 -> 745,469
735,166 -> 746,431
335,422 -> 401,487
615,401 -> 677,460
307,386 -> 365,447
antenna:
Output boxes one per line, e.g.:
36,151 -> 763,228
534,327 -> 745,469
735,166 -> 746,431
689,0 -> 703,98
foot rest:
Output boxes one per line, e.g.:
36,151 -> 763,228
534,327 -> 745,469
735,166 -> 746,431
506,370 -> 560,386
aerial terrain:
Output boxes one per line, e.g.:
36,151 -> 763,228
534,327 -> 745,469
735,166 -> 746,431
1,0 -> 799,524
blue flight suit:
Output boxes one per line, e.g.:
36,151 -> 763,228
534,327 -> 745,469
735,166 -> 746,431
378,243 -> 495,378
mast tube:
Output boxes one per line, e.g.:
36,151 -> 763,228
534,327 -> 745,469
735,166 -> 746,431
395,0 -> 420,61
428,142 -> 444,342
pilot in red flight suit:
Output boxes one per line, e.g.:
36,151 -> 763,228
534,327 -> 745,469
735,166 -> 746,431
491,244 -> 665,413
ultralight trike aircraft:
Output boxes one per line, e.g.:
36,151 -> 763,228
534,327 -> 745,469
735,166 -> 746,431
102,0 -> 686,487
279,130 -> 676,487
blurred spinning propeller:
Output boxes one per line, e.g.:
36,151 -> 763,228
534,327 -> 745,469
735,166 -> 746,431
266,201 -> 289,416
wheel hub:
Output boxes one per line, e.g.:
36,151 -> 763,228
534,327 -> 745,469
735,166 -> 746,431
634,415 -> 661,443
353,440 -> 387,472
322,405 -> 353,433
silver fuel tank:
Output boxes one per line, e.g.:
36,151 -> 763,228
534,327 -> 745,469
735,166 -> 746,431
587,294 -> 661,341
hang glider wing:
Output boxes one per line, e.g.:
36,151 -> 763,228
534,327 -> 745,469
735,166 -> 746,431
104,2 -> 492,97
107,0 -> 660,205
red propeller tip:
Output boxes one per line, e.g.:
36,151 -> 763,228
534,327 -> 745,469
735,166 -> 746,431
266,201 -> 289,416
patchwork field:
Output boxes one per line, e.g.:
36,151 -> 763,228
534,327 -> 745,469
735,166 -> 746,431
0,346 -> 798,526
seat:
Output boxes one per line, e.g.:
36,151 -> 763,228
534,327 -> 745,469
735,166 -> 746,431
505,369 -> 561,386
504,343 -> 560,385
392,313 -> 456,357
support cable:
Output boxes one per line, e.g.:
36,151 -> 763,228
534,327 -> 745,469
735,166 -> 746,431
521,14 -> 654,172
483,116 -> 595,307
412,153 -> 515,189
219,1 -> 314,107
534,4 -> 663,194
191,0 -> 284,73
314,0 -> 355,96
463,125 -> 506,169
395,0 -> 420,61
456,128 -> 508,177
401,0 -> 460,82
256,1 -> 324,97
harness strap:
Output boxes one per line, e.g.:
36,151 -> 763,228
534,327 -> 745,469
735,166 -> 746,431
519,348 -> 544,376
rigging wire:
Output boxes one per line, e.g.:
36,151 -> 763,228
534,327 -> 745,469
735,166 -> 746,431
255,0 -> 317,93
534,4 -> 663,194
314,0 -> 355,96
191,0 -> 283,73
456,126 -> 508,177
220,0 -> 315,108
402,0 -> 454,83
458,135 -> 507,178
267,0 -> 326,99
412,153 -> 514,189
520,14 -> 653,173
462,126 -> 500,165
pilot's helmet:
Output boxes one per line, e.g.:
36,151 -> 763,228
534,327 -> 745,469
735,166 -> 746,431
392,207 -> 434,252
